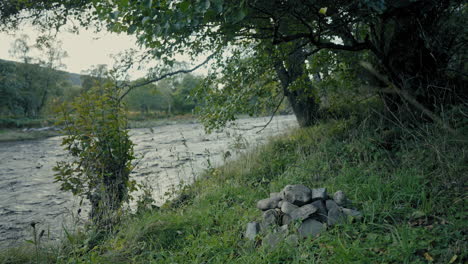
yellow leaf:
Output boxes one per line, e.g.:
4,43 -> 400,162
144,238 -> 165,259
319,7 -> 328,15
449,255 -> 458,263
423,252 -> 434,262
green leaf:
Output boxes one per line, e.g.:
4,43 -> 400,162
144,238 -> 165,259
231,8 -> 246,23
153,24 -> 161,34
180,1 -> 191,12
110,11 -> 119,19
127,24 -> 137,34
211,0 -> 223,13
200,0 -> 211,11
319,7 -> 327,15
142,16 -> 150,25
144,0 -> 153,9
204,9 -> 217,21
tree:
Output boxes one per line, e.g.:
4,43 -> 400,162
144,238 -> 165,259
54,72 -> 136,228
97,0 -> 468,123
0,59 -> 22,116
124,79 -> 173,115
2,35 -> 69,117
1,0 -> 465,124
172,74 -> 202,114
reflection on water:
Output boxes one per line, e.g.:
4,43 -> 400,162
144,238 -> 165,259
0,115 -> 296,247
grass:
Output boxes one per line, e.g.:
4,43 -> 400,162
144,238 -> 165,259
1,111 -> 466,263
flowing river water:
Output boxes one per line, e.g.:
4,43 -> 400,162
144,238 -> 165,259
0,115 -> 297,248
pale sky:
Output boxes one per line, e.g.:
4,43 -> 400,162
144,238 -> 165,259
0,25 -> 208,79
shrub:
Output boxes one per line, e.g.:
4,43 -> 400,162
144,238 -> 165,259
54,79 -> 136,230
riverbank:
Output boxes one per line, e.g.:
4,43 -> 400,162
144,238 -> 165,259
0,129 -> 61,142
1,113 -> 466,263
0,115 -> 197,142
0,115 -> 297,248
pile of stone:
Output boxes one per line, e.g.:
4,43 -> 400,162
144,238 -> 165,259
245,184 -> 362,248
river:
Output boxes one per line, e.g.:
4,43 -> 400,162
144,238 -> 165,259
0,115 -> 297,248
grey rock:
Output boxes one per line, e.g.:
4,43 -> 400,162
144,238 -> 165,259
290,204 -> 318,221
270,192 -> 282,199
285,234 -> 299,245
298,219 -> 326,238
342,208 -> 362,219
256,197 -> 281,211
279,224 -> 289,235
327,207 -> 346,226
282,214 -> 292,225
325,199 -> 339,211
310,200 -> 328,222
282,184 -> 312,205
277,200 -> 284,209
262,232 -> 283,249
333,190 -> 347,206
280,201 -> 299,215
311,188 -> 327,201
245,222 -> 261,240
262,209 -> 279,228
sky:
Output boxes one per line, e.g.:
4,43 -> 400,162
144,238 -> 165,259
0,25 -> 208,79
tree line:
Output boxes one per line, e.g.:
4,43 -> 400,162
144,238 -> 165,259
0,36 -> 205,126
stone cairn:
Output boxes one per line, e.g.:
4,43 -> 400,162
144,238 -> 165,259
245,185 -> 362,248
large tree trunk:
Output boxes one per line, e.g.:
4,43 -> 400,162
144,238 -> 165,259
274,45 -> 319,127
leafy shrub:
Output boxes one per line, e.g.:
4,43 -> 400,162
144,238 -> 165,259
54,79 -> 136,229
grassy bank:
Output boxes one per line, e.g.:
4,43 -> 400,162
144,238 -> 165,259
0,117 -> 59,142
1,112 -> 466,263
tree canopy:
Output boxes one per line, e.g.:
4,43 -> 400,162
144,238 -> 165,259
1,0 -> 466,127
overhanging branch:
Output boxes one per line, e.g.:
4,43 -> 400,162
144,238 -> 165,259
118,52 -> 217,101
272,32 -> 371,52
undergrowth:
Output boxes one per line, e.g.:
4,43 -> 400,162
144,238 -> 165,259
1,109 -> 466,263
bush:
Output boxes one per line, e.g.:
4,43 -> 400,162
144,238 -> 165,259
54,80 -> 136,229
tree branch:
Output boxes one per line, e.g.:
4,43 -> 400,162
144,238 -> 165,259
118,52 -> 217,101
256,94 -> 286,133
272,32 -> 371,52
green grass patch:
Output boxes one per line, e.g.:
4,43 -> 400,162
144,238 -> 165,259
1,114 -> 466,263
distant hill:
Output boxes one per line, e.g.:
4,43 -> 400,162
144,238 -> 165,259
62,71 -> 83,86
0,58 -> 84,87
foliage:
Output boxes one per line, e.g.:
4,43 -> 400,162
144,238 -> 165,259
53,77 -> 136,228
0,35 -> 73,118
171,74 -> 201,114
88,0 -> 466,118
124,80 -> 172,115
4,0 -> 465,124
124,74 -> 202,116
195,47 -> 285,131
